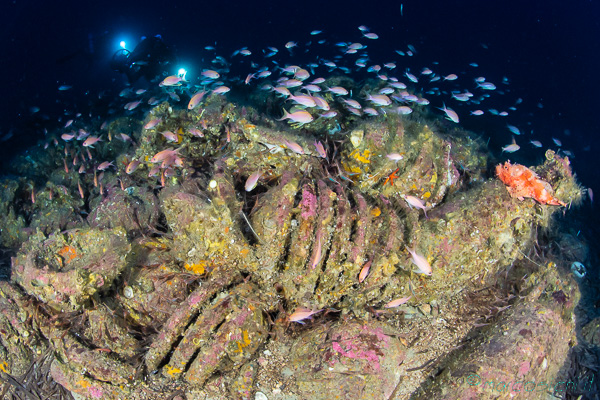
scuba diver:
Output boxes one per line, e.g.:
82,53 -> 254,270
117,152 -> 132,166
110,35 -> 176,83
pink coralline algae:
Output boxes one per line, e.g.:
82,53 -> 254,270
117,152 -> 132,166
300,188 -> 318,219
332,340 -> 382,372
88,386 -> 104,398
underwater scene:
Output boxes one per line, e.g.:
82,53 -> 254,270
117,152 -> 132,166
0,1 -> 599,399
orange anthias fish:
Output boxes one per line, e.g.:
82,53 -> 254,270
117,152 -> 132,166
496,161 -> 566,206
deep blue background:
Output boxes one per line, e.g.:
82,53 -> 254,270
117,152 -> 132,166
1,0 -> 599,232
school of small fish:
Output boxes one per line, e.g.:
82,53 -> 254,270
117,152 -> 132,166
40,23 -> 578,177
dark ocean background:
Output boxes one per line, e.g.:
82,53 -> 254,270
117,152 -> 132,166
0,0 -> 598,251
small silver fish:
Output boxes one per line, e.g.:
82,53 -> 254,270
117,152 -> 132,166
502,138 -> 520,153
507,125 -> 521,135
530,140 -> 542,148
439,104 -> 459,123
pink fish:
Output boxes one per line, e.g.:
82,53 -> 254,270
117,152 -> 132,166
294,68 -> 310,80
439,103 -> 459,123
172,155 -> 184,168
119,133 -> 133,143
64,119 -> 73,128
164,167 -> 176,177
407,247 -> 432,276
126,160 -> 141,174
327,86 -> 348,96
310,238 -> 322,269
313,141 -> 327,158
124,101 -> 142,111
386,153 -> 404,162
289,307 -> 322,324
97,161 -> 114,171
303,84 -> 321,93
320,111 -> 338,118
273,86 -> 291,97
384,296 -> 412,308
281,79 -> 302,88
159,75 -> 184,87
342,99 -> 361,109
150,149 -> 178,163
358,258 -> 373,283
390,82 -> 407,89
160,131 -> 178,142
245,171 -> 262,192
367,94 -> 392,106
288,94 -> 316,108
283,140 -> 304,154
188,91 -> 206,110
212,86 -> 230,95
347,107 -> 362,116
189,128 -> 204,138
364,107 -> 378,116
313,96 -> 330,111
278,109 -> 313,125
396,106 -> 413,115
61,133 -> 75,141
201,70 -> 220,79
144,118 -> 162,130
148,164 -> 161,177
82,136 -> 101,147
405,71 -> 419,83
403,195 -> 428,218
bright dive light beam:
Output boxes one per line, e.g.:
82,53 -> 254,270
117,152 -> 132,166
178,68 -> 187,79
120,41 -> 126,49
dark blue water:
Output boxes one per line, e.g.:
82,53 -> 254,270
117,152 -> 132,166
1,0 -> 598,233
